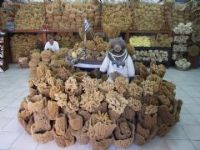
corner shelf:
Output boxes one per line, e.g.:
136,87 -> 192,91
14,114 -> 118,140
0,32 -> 9,72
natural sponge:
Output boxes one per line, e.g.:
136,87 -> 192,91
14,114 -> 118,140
106,91 -> 128,115
27,95 -> 46,113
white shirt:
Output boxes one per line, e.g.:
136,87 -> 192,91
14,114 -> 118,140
100,54 -> 135,79
44,41 -> 59,52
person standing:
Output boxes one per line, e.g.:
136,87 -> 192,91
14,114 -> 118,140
100,37 -> 135,82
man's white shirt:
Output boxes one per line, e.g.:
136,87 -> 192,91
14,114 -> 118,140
44,41 -> 59,52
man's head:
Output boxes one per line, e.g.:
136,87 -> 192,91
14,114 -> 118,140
48,35 -> 54,45
110,37 -> 126,54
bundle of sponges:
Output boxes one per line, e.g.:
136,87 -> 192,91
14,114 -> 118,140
173,44 -> 187,52
88,112 -> 116,149
134,3 -> 165,31
11,34 -> 39,63
46,2 -> 101,30
133,50 -> 168,62
134,62 -> 149,80
18,57 -> 29,68
0,9 -> 13,29
173,22 -> 193,34
151,34 -> 173,47
67,38 -> 107,61
129,36 -> 151,47
86,36 -> 109,52
18,53 -> 182,149
150,63 -> 166,78
102,4 -> 132,30
15,3 -> 45,29
41,50 -> 53,63
29,51 -> 41,68
0,2 -> 20,29
102,4 -> 132,38
172,7 -> 190,28
29,50 -> 70,79
54,33 -> 81,48
130,35 -> 173,48
175,58 -> 191,70
174,35 -> 189,44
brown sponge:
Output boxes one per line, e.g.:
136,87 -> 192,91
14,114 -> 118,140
143,114 -> 157,129
31,124 -> 54,143
158,105 -> 176,126
122,106 -> 136,123
69,124 -> 90,145
53,129 -> 75,148
88,122 -> 116,141
134,133 -> 146,145
78,110 -> 91,122
157,124 -> 171,137
54,114 -> 67,136
18,109 -> 34,134
94,102 -> 108,113
114,121 -> 132,140
47,101 -> 59,120
91,138 -> 113,150
108,109 -> 121,122
33,111 -> 51,131
114,137 -> 133,149
27,95 -> 46,113
136,124 -> 150,139
68,113 -> 83,131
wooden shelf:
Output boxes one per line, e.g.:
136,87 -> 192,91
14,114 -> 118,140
7,28 -> 103,33
6,28 -> 173,66
7,29 -> 171,34
0,32 -> 8,71
134,47 -> 172,50
134,60 -> 171,67
8,29 -> 44,33
125,30 -> 171,34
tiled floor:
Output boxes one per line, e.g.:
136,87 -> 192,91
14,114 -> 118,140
0,64 -> 200,150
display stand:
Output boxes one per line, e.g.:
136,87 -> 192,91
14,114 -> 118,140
0,31 -> 8,72
4,1 -> 173,66
134,46 -> 172,67
74,60 -> 102,69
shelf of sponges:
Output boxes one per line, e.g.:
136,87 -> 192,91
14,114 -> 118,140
132,48 -> 172,67
134,47 -> 172,50
6,29 -> 171,34
134,60 -> 171,67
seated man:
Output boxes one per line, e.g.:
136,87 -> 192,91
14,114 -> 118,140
100,37 -> 135,82
44,35 -> 59,52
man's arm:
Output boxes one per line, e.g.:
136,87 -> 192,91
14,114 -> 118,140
55,41 -> 59,51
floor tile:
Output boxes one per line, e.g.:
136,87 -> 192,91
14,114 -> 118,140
166,124 -> 188,140
10,132 -> 38,150
2,117 -> 25,133
181,86 -> 200,98
0,131 -> 20,149
184,104 -> 200,114
182,125 -> 200,140
166,139 -> 196,150
192,114 -> 200,124
181,105 -> 190,114
135,137 -> 169,150
0,107 -> 18,118
36,142 -> 92,150
0,100 -> 9,108
179,114 -> 200,125
191,98 -> 200,105
191,140 -> 200,150
0,117 -> 12,130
